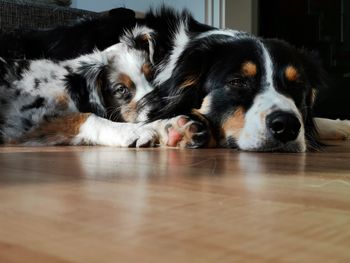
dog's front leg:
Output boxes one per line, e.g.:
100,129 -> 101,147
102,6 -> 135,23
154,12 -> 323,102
72,114 -> 212,148
16,113 -> 213,148
17,113 -> 159,147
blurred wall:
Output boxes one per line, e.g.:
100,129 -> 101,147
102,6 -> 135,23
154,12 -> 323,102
71,0 -> 206,23
225,0 -> 258,34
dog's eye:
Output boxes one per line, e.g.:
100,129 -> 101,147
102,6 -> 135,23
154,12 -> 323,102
227,78 -> 247,88
112,84 -> 128,95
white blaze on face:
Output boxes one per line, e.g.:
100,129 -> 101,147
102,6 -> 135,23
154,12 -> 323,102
107,44 -> 153,102
237,42 -> 306,152
104,43 -> 154,122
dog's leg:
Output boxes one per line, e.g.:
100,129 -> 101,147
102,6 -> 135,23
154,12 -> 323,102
15,113 -> 212,148
315,117 -> 350,140
16,113 -> 159,147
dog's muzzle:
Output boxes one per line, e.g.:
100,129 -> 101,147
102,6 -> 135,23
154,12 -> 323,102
266,111 -> 301,143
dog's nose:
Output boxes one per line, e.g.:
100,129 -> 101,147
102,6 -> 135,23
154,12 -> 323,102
266,111 -> 301,143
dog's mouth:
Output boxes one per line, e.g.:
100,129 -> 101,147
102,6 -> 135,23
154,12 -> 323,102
221,136 -> 306,152
217,127 -> 306,152
241,141 -> 306,153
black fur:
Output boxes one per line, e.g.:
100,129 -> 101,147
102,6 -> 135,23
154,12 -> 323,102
64,67 -> 106,118
0,8 -> 137,60
21,97 -> 45,111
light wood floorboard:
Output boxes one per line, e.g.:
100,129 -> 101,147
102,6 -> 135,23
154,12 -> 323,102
0,142 -> 350,262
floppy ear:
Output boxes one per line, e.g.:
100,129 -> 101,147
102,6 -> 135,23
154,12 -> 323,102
120,26 -> 155,64
66,56 -> 108,117
297,49 -> 329,150
145,46 -> 210,121
298,49 -> 328,106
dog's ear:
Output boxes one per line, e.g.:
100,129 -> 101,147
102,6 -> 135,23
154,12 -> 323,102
120,26 -> 155,64
68,56 -> 108,117
298,49 -> 328,106
297,49 -> 329,150
146,46 -> 210,121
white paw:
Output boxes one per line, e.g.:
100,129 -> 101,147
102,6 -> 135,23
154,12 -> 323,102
121,127 -> 159,148
135,128 -> 158,147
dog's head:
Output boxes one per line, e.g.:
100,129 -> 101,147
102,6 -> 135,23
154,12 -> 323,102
74,25 -> 155,122
151,30 -> 326,152
102,26 -> 155,122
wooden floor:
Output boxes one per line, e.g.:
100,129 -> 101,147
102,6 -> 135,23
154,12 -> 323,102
1,142 -> 350,263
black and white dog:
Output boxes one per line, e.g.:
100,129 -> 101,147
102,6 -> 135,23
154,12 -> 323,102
1,7 -> 349,151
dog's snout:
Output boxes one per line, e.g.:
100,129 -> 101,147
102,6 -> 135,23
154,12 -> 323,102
266,111 -> 301,143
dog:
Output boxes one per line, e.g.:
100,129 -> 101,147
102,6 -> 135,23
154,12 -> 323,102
134,9 -> 328,152
1,7 -> 348,151
143,29 -> 323,152
0,25 -> 203,147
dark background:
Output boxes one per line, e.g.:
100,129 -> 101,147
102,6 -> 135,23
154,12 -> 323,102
259,0 -> 350,119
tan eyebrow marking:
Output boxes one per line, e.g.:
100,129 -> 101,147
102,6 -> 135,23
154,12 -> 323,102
241,61 -> 257,77
118,73 -> 135,91
285,66 -> 299,81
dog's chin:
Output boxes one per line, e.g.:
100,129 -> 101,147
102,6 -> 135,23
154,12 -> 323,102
119,105 -> 139,123
220,136 -> 306,152
238,140 -> 306,153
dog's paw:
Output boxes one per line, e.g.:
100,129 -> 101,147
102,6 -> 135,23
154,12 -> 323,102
135,128 -> 159,147
124,127 -> 159,148
158,115 -> 210,148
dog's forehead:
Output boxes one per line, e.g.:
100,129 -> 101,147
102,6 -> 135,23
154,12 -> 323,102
124,49 -> 146,63
200,37 -> 266,76
109,48 -> 147,76
262,40 -> 304,73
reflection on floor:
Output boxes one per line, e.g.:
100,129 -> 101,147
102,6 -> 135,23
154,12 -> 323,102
1,142 -> 350,262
